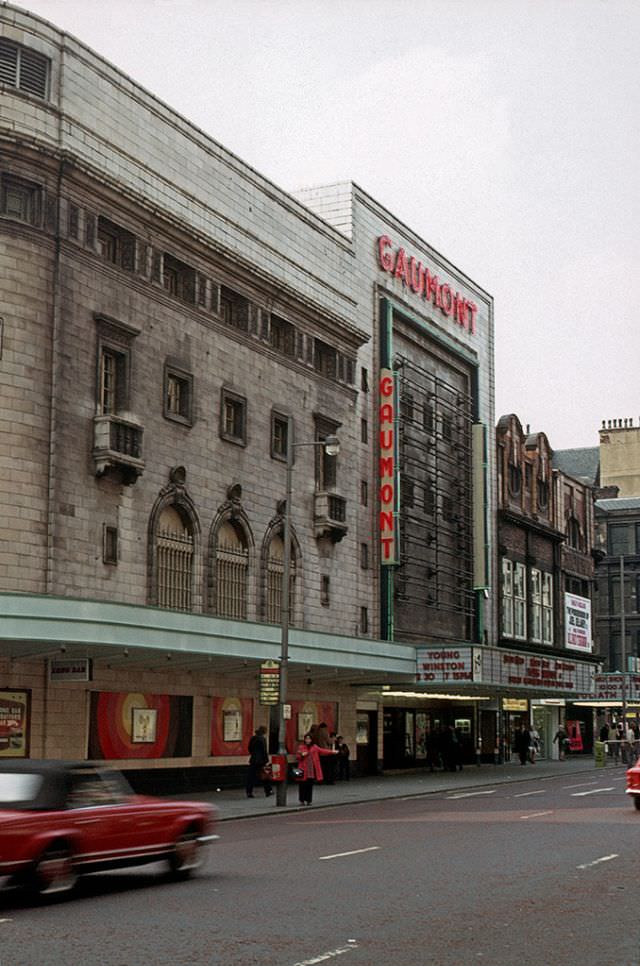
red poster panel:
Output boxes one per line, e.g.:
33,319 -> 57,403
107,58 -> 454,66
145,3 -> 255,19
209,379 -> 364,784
0,690 -> 30,758
211,697 -> 253,756
285,701 -> 337,753
88,691 -> 193,759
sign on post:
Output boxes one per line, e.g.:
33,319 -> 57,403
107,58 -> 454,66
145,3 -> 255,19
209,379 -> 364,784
259,661 -> 280,706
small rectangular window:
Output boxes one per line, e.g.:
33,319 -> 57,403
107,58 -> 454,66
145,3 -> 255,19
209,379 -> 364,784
320,575 -> 330,606
360,606 -> 369,635
103,525 -> 118,565
361,367 -> 369,392
1,175 -> 41,225
270,315 -> 295,357
361,480 -> 368,507
314,339 -> 337,380
68,204 -> 79,240
98,345 -> 128,415
360,543 -> 369,570
98,216 -> 136,271
361,418 -> 368,444
220,389 -> 246,445
162,253 -> 196,303
164,365 -> 193,426
220,286 -> 250,331
0,39 -> 49,99
271,412 -> 289,461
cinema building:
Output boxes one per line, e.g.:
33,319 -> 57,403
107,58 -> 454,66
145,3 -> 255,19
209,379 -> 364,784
0,4 -> 551,781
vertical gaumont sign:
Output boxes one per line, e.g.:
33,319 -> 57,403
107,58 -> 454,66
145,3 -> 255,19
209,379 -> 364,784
377,235 -> 478,335
564,593 -> 592,653
379,368 -> 396,565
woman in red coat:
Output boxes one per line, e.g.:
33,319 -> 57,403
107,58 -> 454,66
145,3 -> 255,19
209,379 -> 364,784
296,732 -> 338,805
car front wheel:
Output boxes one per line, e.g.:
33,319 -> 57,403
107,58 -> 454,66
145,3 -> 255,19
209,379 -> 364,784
30,845 -> 78,898
168,830 -> 202,878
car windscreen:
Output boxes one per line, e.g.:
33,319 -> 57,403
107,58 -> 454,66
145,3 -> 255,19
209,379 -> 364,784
0,772 -> 44,809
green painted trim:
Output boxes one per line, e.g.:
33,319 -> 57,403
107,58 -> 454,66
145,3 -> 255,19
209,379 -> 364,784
387,297 -> 479,368
0,593 -> 416,675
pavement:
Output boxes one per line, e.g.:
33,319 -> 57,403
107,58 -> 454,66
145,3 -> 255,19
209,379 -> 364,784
177,754 -> 626,821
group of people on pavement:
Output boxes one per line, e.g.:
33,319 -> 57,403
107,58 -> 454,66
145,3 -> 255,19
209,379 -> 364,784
513,722 -> 541,765
425,725 -> 466,772
598,719 -> 640,764
245,722 -> 351,805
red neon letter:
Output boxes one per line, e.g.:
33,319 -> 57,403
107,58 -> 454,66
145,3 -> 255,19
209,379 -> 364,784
393,247 -> 409,286
409,257 -> 424,295
379,429 -> 393,450
379,402 -> 393,424
378,235 -> 393,272
380,375 -> 393,397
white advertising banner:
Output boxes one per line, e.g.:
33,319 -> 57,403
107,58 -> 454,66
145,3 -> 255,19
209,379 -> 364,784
564,593 -> 592,653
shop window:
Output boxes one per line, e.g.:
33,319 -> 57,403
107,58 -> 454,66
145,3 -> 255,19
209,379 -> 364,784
1,174 -> 41,226
97,216 -> 136,271
164,365 -> 193,426
220,389 -> 246,445
0,39 -> 49,98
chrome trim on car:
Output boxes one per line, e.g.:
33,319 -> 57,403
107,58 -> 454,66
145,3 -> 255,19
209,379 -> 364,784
197,833 -> 220,844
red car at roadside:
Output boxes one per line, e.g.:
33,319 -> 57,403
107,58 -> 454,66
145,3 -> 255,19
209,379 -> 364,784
0,760 -> 218,898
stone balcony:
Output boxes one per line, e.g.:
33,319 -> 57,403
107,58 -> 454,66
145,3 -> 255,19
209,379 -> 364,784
93,413 -> 145,484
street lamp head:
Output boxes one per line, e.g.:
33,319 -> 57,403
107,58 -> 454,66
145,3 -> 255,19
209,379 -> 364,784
323,435 -> 340,457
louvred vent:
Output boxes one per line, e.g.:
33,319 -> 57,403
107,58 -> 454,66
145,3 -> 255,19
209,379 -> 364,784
0,39 -> 48,98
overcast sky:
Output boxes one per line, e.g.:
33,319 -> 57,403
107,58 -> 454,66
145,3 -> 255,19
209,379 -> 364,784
14,0 -> 639,449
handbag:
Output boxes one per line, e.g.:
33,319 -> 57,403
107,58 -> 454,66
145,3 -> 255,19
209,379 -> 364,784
259,763 -> 273,781
291,766 -> 304,781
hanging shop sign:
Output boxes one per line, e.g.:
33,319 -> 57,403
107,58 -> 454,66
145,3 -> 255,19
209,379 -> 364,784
377,235 -> 478,335
416,645 -> 596,695
379,368 -> 397,565
564,593 -> 592,652
259,660 -> 281,706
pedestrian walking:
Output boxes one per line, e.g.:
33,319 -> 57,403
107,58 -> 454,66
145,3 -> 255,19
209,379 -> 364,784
336,735 -> 350,781
516,723 -> 531,765
529,727 -> 540,764
246,725 -> 272,798
553,724 -> 568,761
296,732 -> 338,805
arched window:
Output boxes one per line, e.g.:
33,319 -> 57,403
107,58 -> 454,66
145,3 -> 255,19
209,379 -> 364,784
215,520 -> 249,619
156,505 -> 194,611
265,534 -> 297,625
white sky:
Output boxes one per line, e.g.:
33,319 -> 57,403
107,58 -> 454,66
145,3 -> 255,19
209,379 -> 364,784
13,0 -> 639,449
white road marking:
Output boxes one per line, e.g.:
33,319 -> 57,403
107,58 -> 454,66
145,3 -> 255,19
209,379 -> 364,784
563,781 -> 598,789
514,790 -> 546,798
0,918 -> 13,923
577,854 -> 619,870
571,787 -> 615,797
520,810 -> 553,820
319,846 -> 380,861
446,790 -> 496,800
293,940 -> 359,964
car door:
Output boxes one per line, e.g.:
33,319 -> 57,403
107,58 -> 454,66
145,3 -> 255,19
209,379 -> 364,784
66,768 -> 122,871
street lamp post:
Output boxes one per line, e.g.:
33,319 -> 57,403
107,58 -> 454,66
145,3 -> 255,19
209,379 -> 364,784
275,431 -> 340,807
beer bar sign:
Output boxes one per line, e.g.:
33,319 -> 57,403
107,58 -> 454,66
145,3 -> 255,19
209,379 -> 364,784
259,661 -> 280,706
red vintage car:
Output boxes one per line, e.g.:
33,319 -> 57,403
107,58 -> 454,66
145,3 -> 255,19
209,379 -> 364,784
0,760 -> 218,897
626,758 -> 640,809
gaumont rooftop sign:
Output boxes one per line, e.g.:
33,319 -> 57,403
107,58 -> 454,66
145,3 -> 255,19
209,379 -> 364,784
377,235 -> 478,335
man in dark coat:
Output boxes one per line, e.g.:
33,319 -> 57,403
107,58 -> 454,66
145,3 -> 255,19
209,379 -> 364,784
246,725 -> 272,798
